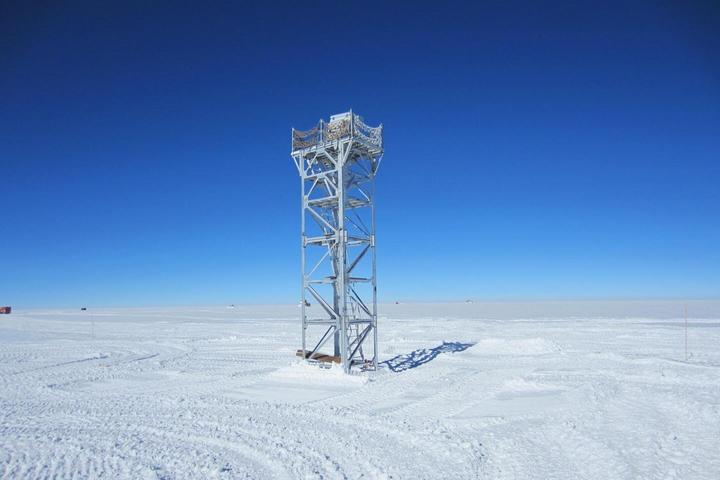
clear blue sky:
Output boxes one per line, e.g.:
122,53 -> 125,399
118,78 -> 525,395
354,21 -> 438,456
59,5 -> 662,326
2,1 -> 718,307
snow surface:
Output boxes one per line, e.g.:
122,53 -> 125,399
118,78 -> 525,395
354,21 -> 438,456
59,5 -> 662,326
1,302 -> 719,479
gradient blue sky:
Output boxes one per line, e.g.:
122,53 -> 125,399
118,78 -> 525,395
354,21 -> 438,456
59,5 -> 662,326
2,1 -> 719,307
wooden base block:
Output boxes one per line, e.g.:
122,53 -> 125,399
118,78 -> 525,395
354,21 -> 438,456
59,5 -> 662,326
296,349 -> 341,364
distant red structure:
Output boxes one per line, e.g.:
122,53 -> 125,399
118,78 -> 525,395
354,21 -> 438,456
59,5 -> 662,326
0,306 -> 11,314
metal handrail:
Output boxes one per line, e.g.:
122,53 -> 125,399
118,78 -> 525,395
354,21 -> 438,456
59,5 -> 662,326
292,113 -> 382,151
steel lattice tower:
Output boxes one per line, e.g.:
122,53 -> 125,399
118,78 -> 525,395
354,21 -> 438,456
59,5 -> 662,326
291,111 -> 383,373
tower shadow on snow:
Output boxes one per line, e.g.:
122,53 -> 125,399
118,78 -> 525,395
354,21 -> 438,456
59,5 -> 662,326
381,341 -> 476,373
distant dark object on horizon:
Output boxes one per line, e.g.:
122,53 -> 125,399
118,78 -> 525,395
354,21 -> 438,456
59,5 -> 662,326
0,306 -> 11,314
81,307 -> 87,311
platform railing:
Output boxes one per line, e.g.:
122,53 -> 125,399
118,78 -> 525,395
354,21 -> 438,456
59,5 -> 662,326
292,114 -> 382,152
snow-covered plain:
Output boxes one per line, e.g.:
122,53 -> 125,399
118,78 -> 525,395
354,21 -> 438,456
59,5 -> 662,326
1,301 -> 719,479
